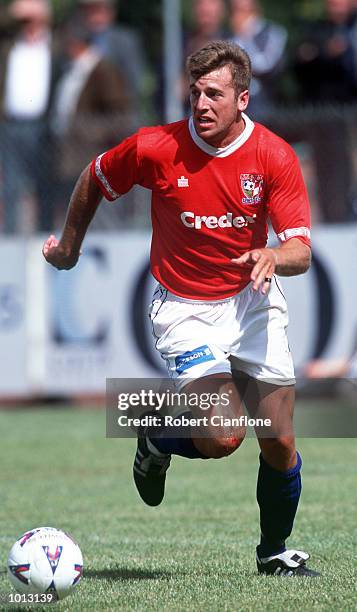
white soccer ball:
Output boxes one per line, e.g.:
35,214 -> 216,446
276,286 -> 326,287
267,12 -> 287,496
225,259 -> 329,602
7,527 -> 83,601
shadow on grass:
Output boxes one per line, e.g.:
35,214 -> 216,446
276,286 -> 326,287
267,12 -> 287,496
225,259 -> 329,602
85,567 -> 174,581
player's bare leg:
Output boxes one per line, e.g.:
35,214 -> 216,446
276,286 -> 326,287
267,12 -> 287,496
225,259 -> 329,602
233,372 -> 320,577
185,373 -> 246,458
233,375 -> 297,468
133,372 -> 246,506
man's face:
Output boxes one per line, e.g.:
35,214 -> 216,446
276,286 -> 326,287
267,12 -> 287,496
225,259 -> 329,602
81,2 -> 113,31
326,0 -> 353,21
194,0 -> 225,33
189,64 -> 249,148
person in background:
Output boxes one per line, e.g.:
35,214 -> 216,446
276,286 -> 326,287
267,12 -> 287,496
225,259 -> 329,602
293,0 -> 357,222
229,0 -> 287,119
0,0 -> 59,233
303,347 -> 357,400
305,355 -> 357,379
184,0 -> 228,59
76,0 -> 146,115
305,322 -> 357,381
295,0 -> 357,104
181,0 -> 228,112
51,19 -> 130,227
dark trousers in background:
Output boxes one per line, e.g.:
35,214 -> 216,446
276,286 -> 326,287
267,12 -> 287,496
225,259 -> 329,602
1,119 -> 54,233
265,110 -> 354,223
309,117 -> 353,222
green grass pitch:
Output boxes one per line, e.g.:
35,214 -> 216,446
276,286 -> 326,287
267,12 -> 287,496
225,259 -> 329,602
0,405 -> 356,611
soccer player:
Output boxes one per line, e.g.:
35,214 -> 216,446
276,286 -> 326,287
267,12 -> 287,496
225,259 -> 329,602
43,41 -> 319,577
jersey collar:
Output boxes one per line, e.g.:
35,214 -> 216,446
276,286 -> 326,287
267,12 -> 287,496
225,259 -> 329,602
188,112 -> 254,157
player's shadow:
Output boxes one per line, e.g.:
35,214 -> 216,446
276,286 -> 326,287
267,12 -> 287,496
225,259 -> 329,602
85,567 -> 174,581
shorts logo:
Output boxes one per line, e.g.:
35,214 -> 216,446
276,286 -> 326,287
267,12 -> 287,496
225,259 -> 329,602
240,173 -> 264,204
175,345 -> 215,374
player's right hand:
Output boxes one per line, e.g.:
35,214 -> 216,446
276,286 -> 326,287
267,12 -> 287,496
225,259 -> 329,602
42,234 -> 80,270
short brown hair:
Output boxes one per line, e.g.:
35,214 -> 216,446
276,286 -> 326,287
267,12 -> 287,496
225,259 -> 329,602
186,40 -> 251,96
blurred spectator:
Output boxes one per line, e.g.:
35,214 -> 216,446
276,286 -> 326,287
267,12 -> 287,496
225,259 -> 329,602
301,351 -> 357,401
77,0 -> 146,114
51,19 -> 130,226
295,0 -> 357,104
303,346 -> 357,401
184,0 -> 227,59
229,0 -> 288,119
181,0 -> 227,113
293,0 -> 357,222
304,354 -> 357,379
0,0 -> 59,233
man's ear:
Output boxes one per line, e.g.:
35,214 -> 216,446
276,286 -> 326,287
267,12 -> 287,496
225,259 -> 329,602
237,89 -> 249,112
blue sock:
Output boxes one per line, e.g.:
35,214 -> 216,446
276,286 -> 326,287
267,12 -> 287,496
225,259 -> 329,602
256,451 -> 302,558
149,411 -> 207,459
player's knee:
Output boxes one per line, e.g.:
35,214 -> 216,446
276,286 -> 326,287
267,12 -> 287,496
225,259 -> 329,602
205,431 -> 245,458
261,435 -> 296,470
273,435 -> 295,458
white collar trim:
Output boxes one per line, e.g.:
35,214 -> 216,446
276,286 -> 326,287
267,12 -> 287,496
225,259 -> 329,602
188,112 -> 254,157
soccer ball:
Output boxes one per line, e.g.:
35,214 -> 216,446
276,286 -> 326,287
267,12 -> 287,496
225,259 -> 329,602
7,527 -> 83,601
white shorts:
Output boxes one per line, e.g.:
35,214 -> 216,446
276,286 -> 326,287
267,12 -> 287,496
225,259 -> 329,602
149,279 -> 295,389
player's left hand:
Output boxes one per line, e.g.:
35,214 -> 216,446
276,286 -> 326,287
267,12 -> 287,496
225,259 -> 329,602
231,248 -> 278,293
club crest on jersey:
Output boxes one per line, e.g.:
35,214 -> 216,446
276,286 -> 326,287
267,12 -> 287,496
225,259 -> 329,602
240,174 -> 264,204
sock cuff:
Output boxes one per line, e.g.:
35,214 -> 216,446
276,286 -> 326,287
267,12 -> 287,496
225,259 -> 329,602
259,451 -> 302,479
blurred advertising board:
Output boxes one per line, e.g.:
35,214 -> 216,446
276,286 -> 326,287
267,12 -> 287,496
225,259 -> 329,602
0,240 -> 28,395
1,225 -> 356,397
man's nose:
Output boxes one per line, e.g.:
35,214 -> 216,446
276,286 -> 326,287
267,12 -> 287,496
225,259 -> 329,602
195,92 -> 209,110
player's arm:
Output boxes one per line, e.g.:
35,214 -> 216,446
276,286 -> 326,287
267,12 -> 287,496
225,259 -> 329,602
42,164 -> 102,270
232,141 -> 312,293
43,133 -> 141,270
231,238 -> 311,293
272,238 -> 311,275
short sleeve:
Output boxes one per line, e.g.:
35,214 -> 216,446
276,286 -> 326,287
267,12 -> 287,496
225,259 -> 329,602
267,145 -> 311,247
91,133 -> 141,201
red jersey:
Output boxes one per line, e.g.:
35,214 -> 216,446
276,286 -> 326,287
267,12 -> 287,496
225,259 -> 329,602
91,114 -> 311,299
